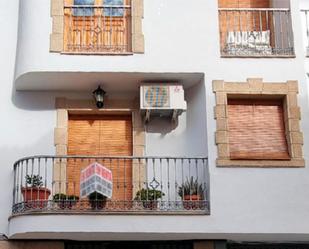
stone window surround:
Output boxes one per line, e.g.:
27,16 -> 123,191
213,78 -> 305,168
50,0 -> 144,54
54,97 -> 146,194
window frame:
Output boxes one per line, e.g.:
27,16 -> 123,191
213,78 -> 304,167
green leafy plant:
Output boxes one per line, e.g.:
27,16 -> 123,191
134,188 -> 165,201
88,192 -> 106,201
25,174 -> 43,188
134,188 -> 165,210
53,193 -> 79,201
88,191 -> 107,210
178,177 -> 205,198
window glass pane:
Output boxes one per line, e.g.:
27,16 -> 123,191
73,0 -> 95,16
104,0 -> 124,17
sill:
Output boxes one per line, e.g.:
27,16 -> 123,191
216,159 -> 305,168
60,51 -> 134,56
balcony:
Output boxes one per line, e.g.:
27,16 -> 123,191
12,156 -> 209,215
218,8 -> 295,57
63,4 -> 132,54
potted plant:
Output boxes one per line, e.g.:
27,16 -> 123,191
21,174 -> 51,209
88,192 -> 107,210
134,188 -> 165,210
53,193 -> 79,209
178,177 -> 205,210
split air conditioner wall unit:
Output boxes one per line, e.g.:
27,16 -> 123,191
140,84 -> 187,122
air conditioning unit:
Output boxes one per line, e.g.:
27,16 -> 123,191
140,84 -> 187,122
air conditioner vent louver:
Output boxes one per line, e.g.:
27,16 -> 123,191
140,84 -> 187,123
143,86 -> 170,108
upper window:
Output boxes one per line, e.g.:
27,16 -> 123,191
104,0 -> 124,16
73,0 -> 95,17
51,0 -> 144,54
72,0 -> 125,17
218,0 -> 294,57
62,0 -> 133,54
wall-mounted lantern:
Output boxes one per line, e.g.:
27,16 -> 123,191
93,86 -> 106,109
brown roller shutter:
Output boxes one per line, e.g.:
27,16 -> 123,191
67,114 -> 133,202
227,99 -> 290,160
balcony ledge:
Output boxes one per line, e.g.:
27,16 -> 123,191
8,214 -> 309,241
9,209 -> 210,220
15,72 -> 204,91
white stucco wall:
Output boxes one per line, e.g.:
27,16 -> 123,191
300,0 -> 309,76
1,0 -> 309,242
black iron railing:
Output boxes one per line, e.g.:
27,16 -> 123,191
12,156 -> 209,215
218,8 -> 294,57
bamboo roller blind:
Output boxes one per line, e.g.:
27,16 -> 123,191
227,99 -> 290,160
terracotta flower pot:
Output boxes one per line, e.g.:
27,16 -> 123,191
21,187 -> 51,209
142,200 -> 158,210
183,195 -> 202,210
56,200 -> 78,210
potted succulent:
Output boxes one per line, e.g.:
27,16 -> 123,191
21,174 -> 51,209
53,193 -> 79,209
178,177 -> 205,210
88,192 -> 107,210
134,188 -> 165,210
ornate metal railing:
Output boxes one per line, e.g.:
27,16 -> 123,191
63,5 -> 132,53
12,156 -> 209,215
301,9 -> 309,56
218,8 -> 294,57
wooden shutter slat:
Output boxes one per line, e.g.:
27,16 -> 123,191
228,99 -> 290,160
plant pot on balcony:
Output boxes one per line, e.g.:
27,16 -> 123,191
53,193 -> 79,210
182,195 -> 203,210
21,187 -> 51,209
178,177 -> 205,210
142,200 -> 159,210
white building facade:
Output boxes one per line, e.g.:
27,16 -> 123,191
1,0 -> 309,249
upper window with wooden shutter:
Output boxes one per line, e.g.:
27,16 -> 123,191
228,98 -> 290,160
50,0 -> 144,54
63,0 -> 131,53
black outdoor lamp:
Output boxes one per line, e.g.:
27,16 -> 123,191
93,86 -> 106,109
